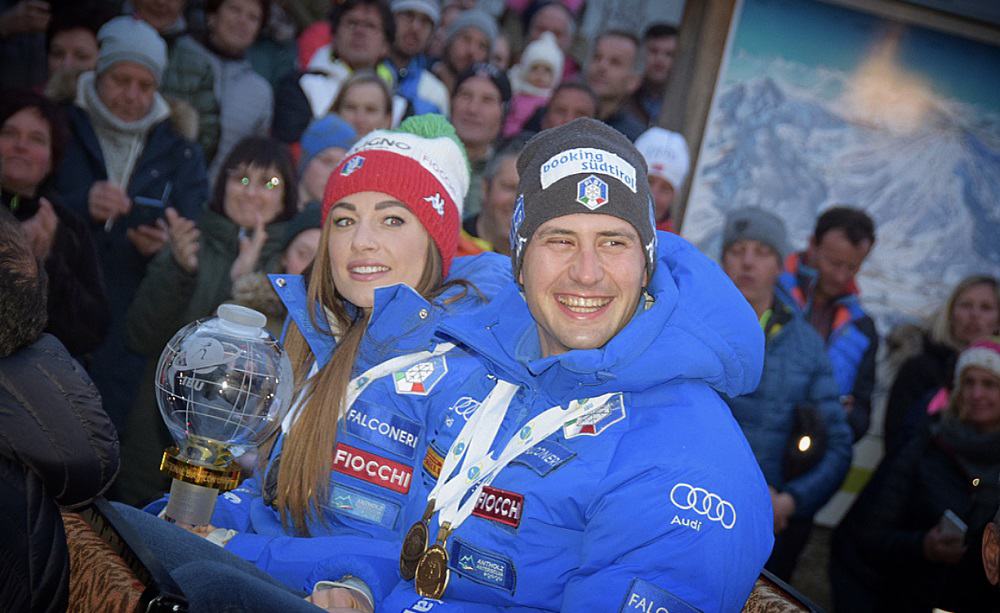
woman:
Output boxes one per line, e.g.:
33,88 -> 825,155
330,70 -> 393,139
0,89 -> 109,358
884,276 -> 1000,455
857,337 -> 1000,612
297,114 -> 356,209
53,15 -> 209,432
116,114 -> 510,609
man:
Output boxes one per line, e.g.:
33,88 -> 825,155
134,0 -> 221,161
779,206 -> 879,441
0,206 -> 120,611
430,7 -> 495,93
387,0 -> 450,116
517,80 -> 597,137
585,30 -> 646,141
459,137 -> 524,255
272,0 -> 395,144
720,207 -> 852,581
628,23 -> 677,125
634,126 -> 688,232
524,1 -> 578,80
356,118 -> 773,611
450,62 -> 508,221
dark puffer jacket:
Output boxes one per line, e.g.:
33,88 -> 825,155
0,334 -> 120,612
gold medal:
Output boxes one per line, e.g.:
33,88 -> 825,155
414,523 -> 452,599
400,501 -> 435,580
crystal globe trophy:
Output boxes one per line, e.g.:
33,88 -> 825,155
155,304 -> 293,525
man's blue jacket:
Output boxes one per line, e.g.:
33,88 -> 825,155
310,233 -> 774,612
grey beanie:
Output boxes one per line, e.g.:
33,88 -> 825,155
96,16 -> 168,84
721,207 -> 789,261
510,117 -> 657,278
446,9 -> 498,51
392,0 -> 441,25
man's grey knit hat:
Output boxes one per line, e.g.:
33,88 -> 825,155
510,117 -> 657,278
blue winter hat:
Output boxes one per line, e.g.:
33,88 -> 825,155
299,115 -> 357,173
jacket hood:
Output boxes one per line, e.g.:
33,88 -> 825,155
438,232 -> 763,400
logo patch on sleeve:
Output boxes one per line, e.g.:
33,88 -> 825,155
393,355 -> 448,395
328,483 -> 400,530
620,578 -> 701,613
422,445 -> 444,479
472,486 -> 524,528
511,439 -> 576,476
563,393 -> 626,438
448,539 -> 516,593
331,443 -> 413,494
344,401 -> 422,459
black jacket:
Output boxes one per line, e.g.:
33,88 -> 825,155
883,336 -> 957,455
0,334 -> 120,612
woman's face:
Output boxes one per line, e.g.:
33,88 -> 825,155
282,228 -> 321,275
0,107 -> 52,195
959,366 -> 1000,432
223,163 -> 285,228
952,283 -> 1000,346
325,191 -> 431,308
301,147 -> 348,203
337,82 -> 391,138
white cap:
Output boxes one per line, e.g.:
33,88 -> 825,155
635,127 -> 690,191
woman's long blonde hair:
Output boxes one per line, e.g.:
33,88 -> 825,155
270,213 -> 448,535
929,275 -> 1000,350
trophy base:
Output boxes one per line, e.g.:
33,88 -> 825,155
164,478 -> 219,526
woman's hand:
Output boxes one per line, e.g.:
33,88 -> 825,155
165,207 -> 200,273
307,586 -> 374,613
922,524 -> 966,564
127,223 -> 169,257
230,212 -> 268,282
20,196 -> 58,259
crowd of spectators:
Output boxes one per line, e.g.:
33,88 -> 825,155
0,0 -> 997,611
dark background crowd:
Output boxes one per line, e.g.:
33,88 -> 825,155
0,0 -> 998,611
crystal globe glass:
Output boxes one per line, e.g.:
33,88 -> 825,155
155,304 -> 293,524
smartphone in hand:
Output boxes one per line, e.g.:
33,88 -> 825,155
938,509 -> 967,538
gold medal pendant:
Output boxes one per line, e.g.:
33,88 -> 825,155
415,523 -> 452,599
400,502 -> 434,580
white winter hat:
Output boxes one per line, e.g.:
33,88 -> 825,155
519,32 -> 564,85
635,127 -> 690,191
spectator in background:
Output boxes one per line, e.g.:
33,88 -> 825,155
118,136 -> 297,505
330,70 -> 393,138
0,0 -> 50,90
198,0 -> 274,181
885,275 -> 1000,456
502,31 -> 562,138
430,8 -> 496,93
387,0 -> 450,117
424,0 -> 461,60
273,0 -> 394,145
297,114 -> 356,210
628,23 -> 677,125
44,5 -> 113,103
780,206 -> 878,442
539,79 -> 597,129
634,126 -> 688,233
134,0 -> 222,162
490,29 -> 509,69
720,208 -> 853,582
450,62 -> 508,221
854,337 -> 1000,612
54,16 -> 209,433
585,29 -> 645,141
0,90 -> 109,359
523,1 -> 579,80
459,136 -> 524,255
0,205 -> 119,613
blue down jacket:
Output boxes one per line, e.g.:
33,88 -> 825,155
168,252 -> 512,589
725,299 -> 853,518
308,233 -> 774,613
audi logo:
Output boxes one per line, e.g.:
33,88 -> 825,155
669,483 -> 737,529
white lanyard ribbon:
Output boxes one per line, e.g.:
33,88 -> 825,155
429,390 -> 618,532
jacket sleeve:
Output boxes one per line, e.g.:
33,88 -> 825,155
783,337 -> 853,517
125,248 -> 199,356
271,72 -> 313,145
166,140 -> 209,222
855,432 -> 927,564
0,335 -> 120,508
847,318 -> 878,441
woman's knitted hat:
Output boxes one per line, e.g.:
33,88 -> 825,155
322,114 -> 469,275
955,336 -> 1000,388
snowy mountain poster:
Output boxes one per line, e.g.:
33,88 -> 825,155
682,0 -> 1000,331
